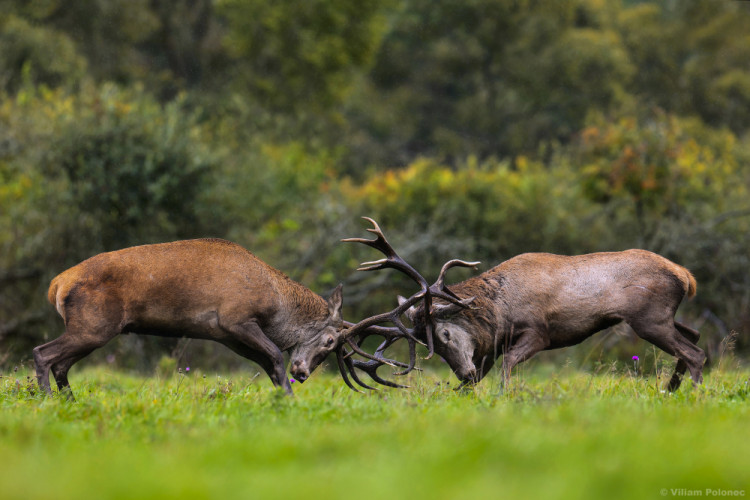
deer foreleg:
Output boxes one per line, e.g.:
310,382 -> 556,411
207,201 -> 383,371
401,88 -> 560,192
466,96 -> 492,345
500,330 -> 546,387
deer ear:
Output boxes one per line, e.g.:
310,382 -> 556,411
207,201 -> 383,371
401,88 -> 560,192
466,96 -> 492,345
327,284 -> 343,324
398,295 -> 419,323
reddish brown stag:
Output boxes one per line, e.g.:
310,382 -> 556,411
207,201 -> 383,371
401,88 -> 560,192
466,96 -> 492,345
35,238 -> 348,398
402,250 -> 705,391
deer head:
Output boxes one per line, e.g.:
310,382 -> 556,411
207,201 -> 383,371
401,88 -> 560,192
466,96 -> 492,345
288,284 -> 345,383
401,296 -> 479,383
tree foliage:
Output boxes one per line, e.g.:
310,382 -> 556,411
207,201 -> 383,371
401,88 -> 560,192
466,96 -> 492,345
0,14 -> 86,92
219,0 -> 384,112
1,0 -> 749,366
0,84 -> 216,357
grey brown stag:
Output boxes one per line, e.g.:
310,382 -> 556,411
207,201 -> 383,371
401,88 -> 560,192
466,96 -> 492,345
402,250 -> 705,391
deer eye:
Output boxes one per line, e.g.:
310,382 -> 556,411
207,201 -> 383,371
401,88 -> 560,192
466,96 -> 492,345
325,337 -> 335,347
442,330 -> 450,341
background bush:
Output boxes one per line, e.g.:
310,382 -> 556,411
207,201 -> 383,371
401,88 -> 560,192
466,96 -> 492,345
1,0 -> 748,372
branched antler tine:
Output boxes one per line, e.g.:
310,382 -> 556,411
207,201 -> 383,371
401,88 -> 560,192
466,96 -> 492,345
346,337 -> 417,373
434,259 -> 481,291
372,336 -> 397,352
393,319 -> 413,339
342,293 -> 427,347
393,337 -> 418,376
339,333 -> 418,391
361,217 -> 398,257
431,290 -> 475,309
341,218 -> 394,256
346,339 -> 410,388
353,255 -> 427,285
385,311 -> 420,342
343,356 -> 379,391
351,326 -> 420,350
344,318 -> 424,347
349,359 -> 409,389
356,258 -> 389,272
340,236 -> 379,245
343,311 -> 401,338
335,345 -> 362,393
340,343 -> 409,390
347,324 -> 399,343
372,339 -> 420,371
343,217 -> 429,288
345,320 -> 394,336
345,338 -> 401,367
370,338 -> 402,359
368,357 -> 413,370
424,316 -> 435,360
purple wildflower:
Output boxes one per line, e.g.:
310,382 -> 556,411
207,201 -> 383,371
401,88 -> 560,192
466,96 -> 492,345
632,355 -> 639,361
185,366 -> 190,372
290,378 -> 296,384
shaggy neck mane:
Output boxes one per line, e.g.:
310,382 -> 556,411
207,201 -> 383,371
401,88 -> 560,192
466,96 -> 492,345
445,274 -> 505,352
414,274 -> 505,352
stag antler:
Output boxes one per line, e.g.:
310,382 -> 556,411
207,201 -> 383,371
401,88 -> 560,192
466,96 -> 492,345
338,217 -> 479,391
336,338 -> 414,392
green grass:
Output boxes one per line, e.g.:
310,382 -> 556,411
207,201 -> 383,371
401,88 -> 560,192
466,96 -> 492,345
1,365 -> 748,500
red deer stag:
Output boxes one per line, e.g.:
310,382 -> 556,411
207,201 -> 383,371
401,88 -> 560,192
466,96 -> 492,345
35,238 -> 347,398
401,250 -> 705,391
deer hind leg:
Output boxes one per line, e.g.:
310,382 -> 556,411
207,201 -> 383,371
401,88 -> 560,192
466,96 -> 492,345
33,333 -> 87,395
35,295 -> 123,398
33,338 -> 60,395
666,322 -> 702,391
51,349 -> 97,399
33,333 -> 93,397
628,319 -> 705,392
34,330 -> 117,399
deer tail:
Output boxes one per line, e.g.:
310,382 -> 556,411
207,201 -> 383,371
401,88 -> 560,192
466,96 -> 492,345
47,275 -> 67,319
685,270 -> 697,299
47,277 -> 58,307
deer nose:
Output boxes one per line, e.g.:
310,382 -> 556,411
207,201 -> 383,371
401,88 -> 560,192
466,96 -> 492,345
291,360 -> 310,383
461,367 -> 478,384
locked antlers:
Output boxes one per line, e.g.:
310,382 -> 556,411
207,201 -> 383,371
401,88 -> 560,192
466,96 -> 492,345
337,217 -> 479,391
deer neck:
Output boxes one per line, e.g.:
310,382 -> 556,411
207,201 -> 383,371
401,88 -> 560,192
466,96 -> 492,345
450,274 -> 507,357
266,283 -> 329,351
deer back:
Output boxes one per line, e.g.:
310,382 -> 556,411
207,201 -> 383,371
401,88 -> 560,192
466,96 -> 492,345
47,239 -> 330,348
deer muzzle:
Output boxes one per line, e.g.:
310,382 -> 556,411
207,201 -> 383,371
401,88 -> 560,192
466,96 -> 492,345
290,360 -> 310,383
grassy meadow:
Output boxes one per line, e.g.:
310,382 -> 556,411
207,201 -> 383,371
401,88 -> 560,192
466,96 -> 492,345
1,362 -> 748,500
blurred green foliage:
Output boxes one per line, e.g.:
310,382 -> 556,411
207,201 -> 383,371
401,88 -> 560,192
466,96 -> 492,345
219,0 -> 383,112
0,14 -> 86,92
0,0 -> 748,369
